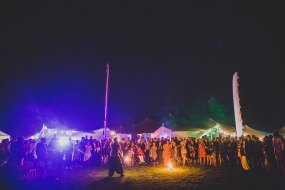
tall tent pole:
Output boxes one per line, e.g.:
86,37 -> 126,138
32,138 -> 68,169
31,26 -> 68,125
233,72 -> 243,137
104,63 -> 110,139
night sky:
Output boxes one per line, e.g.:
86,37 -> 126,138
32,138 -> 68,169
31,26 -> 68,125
1,2 -> 284,136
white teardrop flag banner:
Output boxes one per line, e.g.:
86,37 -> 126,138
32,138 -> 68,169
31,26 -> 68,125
233,72 -> 243,137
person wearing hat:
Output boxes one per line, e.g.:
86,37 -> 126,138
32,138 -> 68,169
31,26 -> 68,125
108,137 -> 124,177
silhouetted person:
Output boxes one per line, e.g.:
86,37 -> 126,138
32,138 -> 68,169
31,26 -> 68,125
108,137 -> 124,177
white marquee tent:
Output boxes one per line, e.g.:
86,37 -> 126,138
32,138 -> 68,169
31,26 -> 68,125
151,124 -> 172,139
0,130 -> 10,142
172,128 -> 206,139
243,125 -> 271,139
28,125 -> 94,143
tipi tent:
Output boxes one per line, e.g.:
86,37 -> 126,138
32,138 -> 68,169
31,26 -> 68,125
0,130 -> 10,142
151,124 -> 172,139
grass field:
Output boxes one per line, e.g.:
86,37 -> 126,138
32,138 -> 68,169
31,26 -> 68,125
3,165 -> 284,190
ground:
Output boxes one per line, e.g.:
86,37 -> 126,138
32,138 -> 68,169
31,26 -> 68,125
3,165 -> 284,190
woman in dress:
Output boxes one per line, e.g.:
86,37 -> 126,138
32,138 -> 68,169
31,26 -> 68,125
198,138 -> 206,165
189,138 -> 196,165
83,141 -> 93,167
205,138 -> 210,166
149,142 -> 158,165
273,132 -> 285,174
136,147 -> 145,164
157,141 -> 163,165
238,137 -> 249,171
181,143 -> 187,166
72,140 -> 81,167
163,140 -> 171,166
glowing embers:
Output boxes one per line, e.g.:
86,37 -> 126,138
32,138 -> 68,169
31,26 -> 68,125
167,162 -> 173,170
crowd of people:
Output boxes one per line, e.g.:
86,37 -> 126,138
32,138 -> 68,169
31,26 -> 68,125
0,131 -> 285,180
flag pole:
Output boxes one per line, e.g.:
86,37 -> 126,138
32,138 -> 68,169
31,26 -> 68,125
104,63 -> 110,139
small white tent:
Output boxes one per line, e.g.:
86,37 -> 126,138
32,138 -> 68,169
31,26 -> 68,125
151,124 -> 172,139
0,130 -> 10,142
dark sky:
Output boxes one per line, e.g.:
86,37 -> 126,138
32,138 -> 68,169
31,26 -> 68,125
1,1 -> 284,136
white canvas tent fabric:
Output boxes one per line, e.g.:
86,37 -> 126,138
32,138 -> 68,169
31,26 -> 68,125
172,129 -> 206,139
71,131 -> 96,141
116,133 -> 132,140
27,125 -> 93,143
138,133 -> 152,139
151,126 -> 172,139
92,128 -> 115,140
0,130 -> 10,142
217,125 -> 236,136
243,125 -> 271,139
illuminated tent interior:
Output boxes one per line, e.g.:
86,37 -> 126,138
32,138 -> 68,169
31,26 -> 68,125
172,129 -> 206,139
151,125 -> 172,139
28,125 -> 94,143
0,130 -> 10,142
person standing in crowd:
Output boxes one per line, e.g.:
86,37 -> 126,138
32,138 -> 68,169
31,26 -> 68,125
214,137 -> 221,166
149,142 -> 158,166
245,135 -> 254,169
94,141 -> 102,166
252,136 -> 263,170
188,138 -> 196,165
72,140 -> 81,168
108,137 -> 124,177
157,140 -> 164,165
229,137 -> 237,167
273,132 -> 285,174
64,137 -> 73,169
205,138 -> 210,166
48,135 -> 61,168
83,140 -> 92,167
163,140 -> 171,166
36,138 -> 47,167
181,142 -> 187,166
0,140 -> 11,168
208,141 -> 216,166
79,137 -> 86,165
263,136 -> 278,172
125,146 -> 135,167
136,146 -> 145,164
198,138 -> 206,165
144,138 -> 151,164
238,137 -> 249,171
